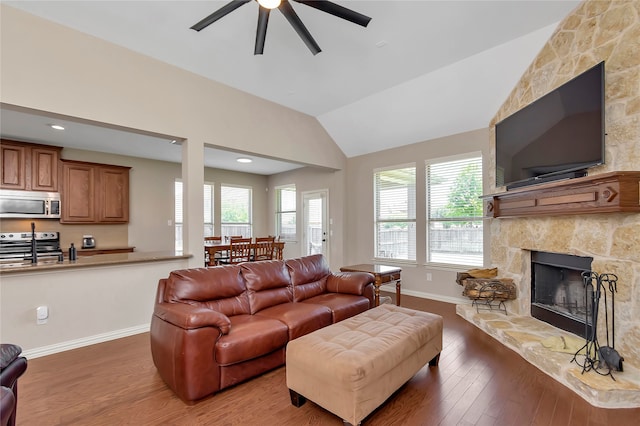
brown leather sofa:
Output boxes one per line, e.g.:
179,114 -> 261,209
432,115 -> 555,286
150,254 -> 375,402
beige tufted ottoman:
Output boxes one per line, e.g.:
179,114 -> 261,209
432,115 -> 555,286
286,303 -> 443,426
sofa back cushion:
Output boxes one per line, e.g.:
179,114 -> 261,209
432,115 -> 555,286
286,254 -> 330,302
165,266 -> 250,316
241,260 -> 292,314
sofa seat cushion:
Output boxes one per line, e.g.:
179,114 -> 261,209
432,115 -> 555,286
215,315 -> 289,366
302,294 -> 370,323
255,302 -> 332,340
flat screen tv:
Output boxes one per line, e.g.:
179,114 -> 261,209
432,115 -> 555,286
495,61 -> 605,190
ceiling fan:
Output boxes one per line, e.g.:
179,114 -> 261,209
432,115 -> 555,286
191,0 -> 372,55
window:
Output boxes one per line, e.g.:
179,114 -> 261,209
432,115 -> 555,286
276,185 -> 296,241
175,181 -> 183,252
374,165 -> 416,261
220,185 -> 252,238
203,183 -> 214,237
426,155 -> 483,266
174,181 -> 215,251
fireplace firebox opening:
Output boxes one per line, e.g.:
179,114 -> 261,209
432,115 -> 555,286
531,251 -> 593,339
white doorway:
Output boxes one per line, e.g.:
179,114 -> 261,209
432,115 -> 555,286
302,190 -> 328,258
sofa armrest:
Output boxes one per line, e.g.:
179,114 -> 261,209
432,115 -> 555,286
154,302 -> 231,334
327,272 -> 375,295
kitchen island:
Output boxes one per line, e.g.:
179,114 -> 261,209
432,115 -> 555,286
0,250 -> 190,274
1,250 -> 193,359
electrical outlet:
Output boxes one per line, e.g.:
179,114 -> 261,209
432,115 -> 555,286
426,273 -> 432,281
36,305 -> 49,325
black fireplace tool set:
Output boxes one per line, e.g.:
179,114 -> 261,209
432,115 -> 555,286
571,271 -> 624,380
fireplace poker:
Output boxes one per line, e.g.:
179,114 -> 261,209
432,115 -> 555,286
598,273 -> 623,372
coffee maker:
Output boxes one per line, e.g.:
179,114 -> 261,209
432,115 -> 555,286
82,235 -> 96,249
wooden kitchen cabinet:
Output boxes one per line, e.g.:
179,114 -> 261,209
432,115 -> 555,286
77,247 -> 135,256
0,139 -> 61,191
60,159 -> 131,223
97,165 -> 130,222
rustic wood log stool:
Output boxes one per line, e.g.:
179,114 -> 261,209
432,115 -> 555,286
286,304 -> 443,426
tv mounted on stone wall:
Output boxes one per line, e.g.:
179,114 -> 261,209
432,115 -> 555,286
495,61 -> 605,190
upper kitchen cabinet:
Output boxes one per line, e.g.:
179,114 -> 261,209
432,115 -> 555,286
60,159 -> 131,224
0,139 -> 61,191
97,165 -> 130,222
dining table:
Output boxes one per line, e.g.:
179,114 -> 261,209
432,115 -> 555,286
204,240 -> 285,266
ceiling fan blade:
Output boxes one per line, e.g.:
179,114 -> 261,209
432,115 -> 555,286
191,0 -> 251,31
254,7 -> 270,55
293,0 -> 371,27
279,0 -> 321,55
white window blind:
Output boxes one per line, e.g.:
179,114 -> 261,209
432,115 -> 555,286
203,183 -> 214,237
374,165 -> 416,261
221,185 -> 252,238
175,181 -> 183,252
276,185 -> 296,241
174,181 -> 215,251
426,155 -> 483,266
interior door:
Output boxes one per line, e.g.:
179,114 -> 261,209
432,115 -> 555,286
302,190 -> 328,258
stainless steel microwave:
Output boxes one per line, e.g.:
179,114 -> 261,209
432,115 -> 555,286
0,190 -> 61,219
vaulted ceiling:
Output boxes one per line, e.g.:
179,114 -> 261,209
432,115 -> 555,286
1,1 -> 580,173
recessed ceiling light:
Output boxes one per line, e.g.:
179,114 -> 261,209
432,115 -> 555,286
236,157 -> 253,163
49,124 -> 65,130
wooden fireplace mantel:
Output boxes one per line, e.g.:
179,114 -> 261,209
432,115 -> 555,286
483,171 -> 640,218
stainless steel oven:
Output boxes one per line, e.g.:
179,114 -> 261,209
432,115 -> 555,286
0,190 -> 61,219
0,230 -> 62,261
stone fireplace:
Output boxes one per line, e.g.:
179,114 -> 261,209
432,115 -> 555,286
458,0 -> 640,408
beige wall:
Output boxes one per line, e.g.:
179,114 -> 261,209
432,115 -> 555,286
345,128 -> 491,303
0,259 -> 190,355
488,0 -> 640,368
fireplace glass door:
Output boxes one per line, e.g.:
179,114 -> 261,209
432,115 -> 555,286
531,251 -> 593,338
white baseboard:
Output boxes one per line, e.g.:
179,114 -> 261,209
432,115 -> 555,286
379,284 -> 471,305
22,324 -> 150,359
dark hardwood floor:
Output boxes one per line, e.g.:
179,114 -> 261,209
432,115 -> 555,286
17,294 -> 640,425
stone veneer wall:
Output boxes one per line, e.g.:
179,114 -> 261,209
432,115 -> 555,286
488,0 -> 640,369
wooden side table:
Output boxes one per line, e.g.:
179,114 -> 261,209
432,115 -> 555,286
340,264 -> 402,307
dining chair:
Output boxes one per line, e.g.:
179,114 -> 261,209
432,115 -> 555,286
219,237 -> 253,264
204,236 -> 226,266
252,236 -> 275,261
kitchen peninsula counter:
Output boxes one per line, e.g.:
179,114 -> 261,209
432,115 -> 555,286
0,250 -> 191,274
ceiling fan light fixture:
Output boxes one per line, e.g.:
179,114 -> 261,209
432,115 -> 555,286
257,0 -> 281,9
192,0 -> 371,54
237,157 -> 253,163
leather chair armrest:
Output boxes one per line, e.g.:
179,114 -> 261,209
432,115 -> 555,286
154,303 -> 231,334
327,272 -> 375,295
1,386 -> 15,426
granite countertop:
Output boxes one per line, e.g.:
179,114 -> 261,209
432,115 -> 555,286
0,250 -> 192,274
